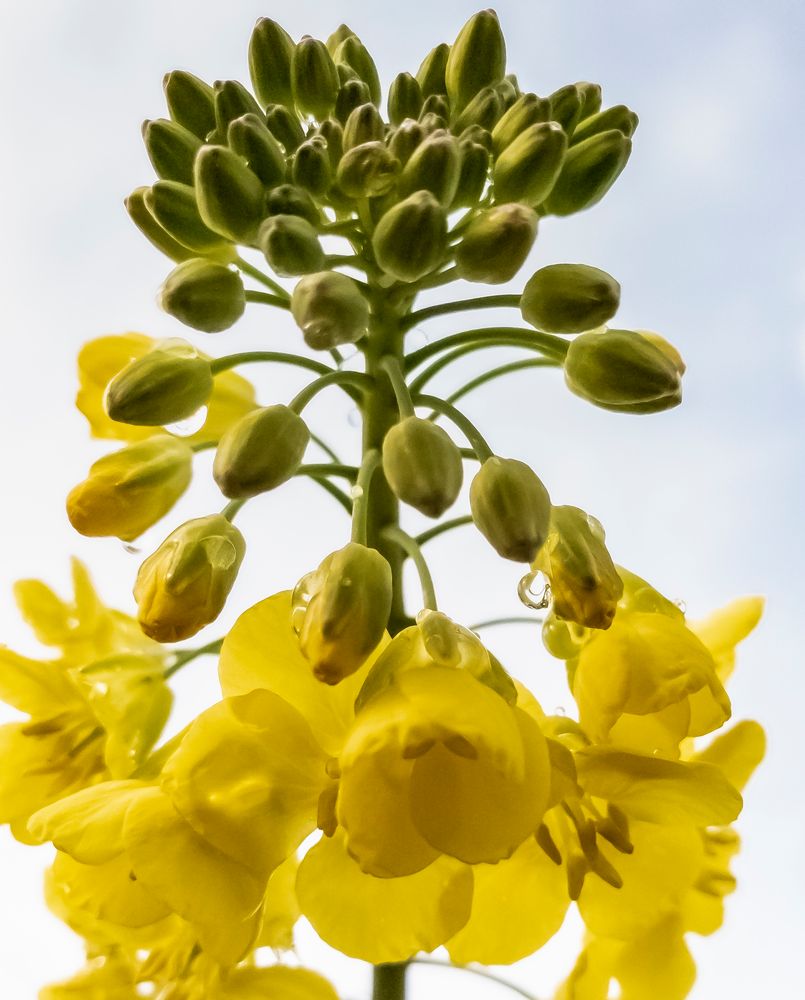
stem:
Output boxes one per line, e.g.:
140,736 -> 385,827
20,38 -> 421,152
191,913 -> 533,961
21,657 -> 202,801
190,440 -> 216,453
445,358 -> 557,407
373,964 -> 407,1000
244,290 -> 291,309
415,264 -> 459,291
403,294 -> 521,331
209,352 -> 333,377
222,498 -> 247,522
164,638 -> 224,679
379,355 -> 415,418
350,449 -> 382,544
308,476 -> 353,515
469,616 -> 541,631
408,958 -> 540,1000
234,257 -> 290,300
414,394 -> 494,462
325,253 -> 367,271
415,514 -> 473,546
288,371 -> 372,414
406,327 -> 569,373
296,463 -> 358,482
381,525 -> 438,611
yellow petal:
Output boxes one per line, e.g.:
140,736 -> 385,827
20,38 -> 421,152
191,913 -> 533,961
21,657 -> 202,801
688,596 -> 763,683
615,916 -> 696,1000
692,719 -> 766,791
554,939 -> 622,1000
76,333 -> 156,441
0,649 -> 77,715
196,366 -> 257,445
217,966 -> 340,1000
256,854 -> 300,950
39,956 -> 139,1000
447,832 -> 569,964
297,830 -> 473,964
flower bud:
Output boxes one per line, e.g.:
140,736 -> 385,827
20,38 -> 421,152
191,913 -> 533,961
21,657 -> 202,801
492,121 -> 567,206
335,79 -> 372,125
227,114 -> 286,187
416,43 -> 450,97
292,36 -> 339,120
638,329 -> 686,376
265,183 -> 321,226
213,404 -> 310,498
212,80 -> 263,140
134,514 -> 246,642
387,119 -> 425,166
398,131 -> 462,206
146,181 -> 232,255
534,505 -> 623,629
470,457 -> 551,563
453,86 -> 504,134
382,416 -> 464,517
459,123 -> 493,150
248,18 -> 295,110
67,435 -> 193,542
125,187 -> 195,263
296,542 -> 392,684
521,263 -> 620,333
292,137 -> 332,196
547,84 -> 583,133
315,118 -> 345,168
336,141 -> 400,198
258,214 -> 324,276
163,70 -> 216,140
372,190 -> 447,283
158,259 -> 245,332
291,271 -> 369,349
194,145 -> 265,244
337,62 -> 360,85
388,72 -> 424,126
420,94 -> 450,123
451,140 -> 490,208
491,92 -> 550,156
446,10 -> 506,112
265,103 -> 305,152
455,203 -> 538,284
543,130 -> 632,216
571,104 -> 639,146
343,102 -> 385,150
563,329 -> 683,413
105,339 -> 214,426
142,119 -> 201,186
576,81 -> 603,120
333,35 -> 381,106
326,24 -> 356,54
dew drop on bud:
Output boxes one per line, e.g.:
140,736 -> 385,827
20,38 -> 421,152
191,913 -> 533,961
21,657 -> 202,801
165,406 -> 208,437
518,570 -> 551,611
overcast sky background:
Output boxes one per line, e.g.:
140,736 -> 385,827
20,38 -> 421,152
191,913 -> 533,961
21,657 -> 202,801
0,0 -> 803,996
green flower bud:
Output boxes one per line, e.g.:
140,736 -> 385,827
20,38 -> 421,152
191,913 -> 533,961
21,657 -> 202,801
416,42 -> 450,97
638,329 -> 686,376
492,121 -> 567,206
333,35 -> 381,106
145,181 -> 232,255
387,119 -> 425,166
315,118 -> 345,168
570,104 -> 639,146
248,18 -> 295,110
258,214 -> 325,276
455,203 -> 538,284
295,542 -> 392,684
453,85 -> 504,134
163,70 -> 216,140
337,61 -> 360,85
451,139 -> 490,208
388,72 -> 424,126
547,84 -> 583,134
326,24 -> 356,55
227,113 -> 287,187
491,92 -> 550,156
543,130 -> 632,216
533,505 -> 623,629
142,119 -> 202,185
420,93 -> 450,122
335,79 -> 372,125
343,101 -> 385,150
336,141 -> 400,198
521,263 -> 620,333
292,137 -> 332,196
382,416 -> 464,517
494,75 -> 520,110
446,10 -> 506,112
105,339 -> 213,426
134,514 -> 246,643
291,271 -> 369,349
265,183 -> 321,226
159,259 -> 245,332
470,457 -> 551,563
459,123 -> 493,150
399,131 -> 462,206
292,36 -> 339,120
194,145 -> 265,244
576,81 -> 603,120
265,103 -> 305,152
213,404 -> 310,498
419,110 -> 449,134
563,329 -> 683,413
213,80 -> 263,141
125,187 -> 195,263
372,190 -> 447,283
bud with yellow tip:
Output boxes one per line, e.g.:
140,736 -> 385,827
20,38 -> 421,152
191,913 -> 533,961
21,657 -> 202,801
521,263 -> 620,333
382,416 -> 464,517
158,259 -> 245,332
194,145 -> 265,244
492,121 -> 567,206
213,405 -> 310,498
571,104 -> 639,146
291,271 -> 369,349
372,190 -> 447,283
455,203 -> 538,284
470,457 -> 551,563
445,10 -> 506,112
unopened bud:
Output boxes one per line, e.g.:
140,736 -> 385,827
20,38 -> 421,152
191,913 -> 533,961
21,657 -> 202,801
146,181 -> 231,255
493,122 -> 567,206
337,62 -> 360,86
459,124 -> 493,150
453,86 -> 504,134
142,119 -> 201,186
249,18 -> 295,110
387,119 -> 425,166
134,514 -> 246,642
292,137 -> 332,196
399,131 -> 462,206
105,339 -> 213,426
291,271 -> 369,349
125,187 -> 195,264
548,84 -> 583,133
194,145 -> 265,244
419,110 -> 449,134
638,329 -> 686,376
420,94 -> 450,122
521,263 -> 620,333
326,24 -> 356,55
343,101 -> 385,150
265,183 -> 321,226
372,190 -> 447,283
315,118 -> 345,168
576,82 -> 603,120
382,416 -> 464,517
470,457 -> 551,563
388,72 -> 424,126
159,259 -> 245,332
163,70 -> 216,140
571,104 -> 639,146
265,103 -> 305,152
563,329 -> 683,413
451,139 -> 490,208
213,404 -> 310,498
335,79 -> 372,125
292,36 -> 339,120
227,114 -> 286,187
416,43 -> 450,97
491,92 -> 550,156
258,213 -> 325,276
446,10 -> 506,112
333,35 -> 381,106
336,141 -> 400,198
543,130 -> 632,216
495,75 -> 520,109
213,80 -> 263,141
455,203 -> 538,284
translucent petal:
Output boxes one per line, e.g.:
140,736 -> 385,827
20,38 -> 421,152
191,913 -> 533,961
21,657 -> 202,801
256,854 -> 300,950
217,966 -> 340,1000
0,649 -> 77,715
693,719 -> 766,791
615,916 -> 696,1000
688,596 -> 763,683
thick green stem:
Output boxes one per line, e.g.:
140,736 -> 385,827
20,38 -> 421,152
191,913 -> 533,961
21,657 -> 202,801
405,327 -> 569,373
402,293 -> 522,331
244,290 -> 291,309
372,963 -> 408,1000
209,352 -> 332,378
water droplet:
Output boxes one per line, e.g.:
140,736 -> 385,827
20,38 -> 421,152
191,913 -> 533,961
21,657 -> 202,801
347,407 -> 361,427
121,542 -> 141,556
349,484 -> 364,500
675,599 -> 687,614
555,706 -> 566,716
291,570 -> 317,636
93,682 -> 109,697
165,406 -> 207,437
517,570 -> 551,611
406,328 -> 429,350
337,346 -> 359,367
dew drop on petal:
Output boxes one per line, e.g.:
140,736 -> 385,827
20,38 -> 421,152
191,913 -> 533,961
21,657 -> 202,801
518,570 -> 551,611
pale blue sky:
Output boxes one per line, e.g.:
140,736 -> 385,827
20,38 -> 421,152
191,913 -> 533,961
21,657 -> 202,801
0,1 -> 803,996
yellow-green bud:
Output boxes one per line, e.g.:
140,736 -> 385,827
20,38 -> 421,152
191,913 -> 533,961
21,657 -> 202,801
491,92 -> 550,156
265,183 -> 321,226
382,416 -> 464,517
296,542 -> 392,684
125,187 -> 195,264
492,121 -> 567,206
336,141 -> 400,198
387,119 -> 425,166
459,123 -> 493,150
258,214 -> 325,276
265,103 -> 305,152
388,72 -> 424,126
326,24 -> 356,55
159,259 -> 245,332
315,118 -> 345,168
292,36 -> 339,120
543,130 -> 632,216
638,329 -> 686,376
453,85 -> 504,134
521,263 -> 620,333
67,435 -> 193,542
194,145 -> 265,244
248,18 -> 295,110
213,404 -> 310,498
571,104 -> 639,146
576,81 -> 603,120
420,93 -> 450,122
163,70 -> 216,140
416,42 -> 450,97
399,131 -> 462,206
495,75 -> 520,110
292,137 -> 332,196
533,505 -> 623,629
337,62 -> 360,86
451,139 -> 490,208
134,514 -> 246,643
142,119 -> 202,186
372,190 -> 447,283
455,203 -> 538,284
105,339 -> 213,427
291,271 -> 369,349
227,114 -> 287,187
563,329 -> 683,413
146,181 -> 231,255
419,110 -> 448,133
548,84 -> 583,133
212,80 -> 263,141
470,457 -> 551,563
446,10 -> 506,112
335,79 -> 372,125
333,35 -> 381,106
343,101 -> 385,150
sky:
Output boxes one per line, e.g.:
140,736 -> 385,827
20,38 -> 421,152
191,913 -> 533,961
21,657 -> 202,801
0,0 -> 804,996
